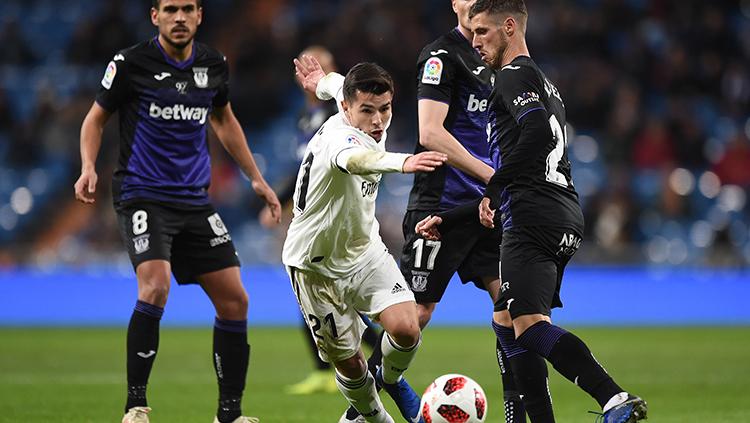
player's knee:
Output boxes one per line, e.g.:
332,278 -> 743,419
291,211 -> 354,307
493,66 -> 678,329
388,321 -> 421,348
137,280 -> 170,306
493,310 -> 512,328
216,291 -> 248,320
335,353 -> 368,379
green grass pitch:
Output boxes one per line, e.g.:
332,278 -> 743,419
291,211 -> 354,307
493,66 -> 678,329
1,326 -> 749,422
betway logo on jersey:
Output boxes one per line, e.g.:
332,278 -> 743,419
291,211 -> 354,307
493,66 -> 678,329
467,94 -> 488,112
513,91 -> 541,107
149,102 -> 209,124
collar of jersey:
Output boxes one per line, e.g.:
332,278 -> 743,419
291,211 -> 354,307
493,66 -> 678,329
152,36 -> 196,70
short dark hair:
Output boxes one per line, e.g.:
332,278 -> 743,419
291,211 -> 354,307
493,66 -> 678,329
469,0 -> 527,22
342,63 -> 395,103
152,0 -> 202,9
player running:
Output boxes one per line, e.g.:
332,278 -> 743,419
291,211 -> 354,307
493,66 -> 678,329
346,1 -> 527,422
418,1 -> 648,422
74,1 -> 280,422
283,56 -> 447,423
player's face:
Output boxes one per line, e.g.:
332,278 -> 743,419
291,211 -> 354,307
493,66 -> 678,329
452,0 -> 477,31
471,11 -> 507,69
342,91 -> 393,142
151,0 -> 202,50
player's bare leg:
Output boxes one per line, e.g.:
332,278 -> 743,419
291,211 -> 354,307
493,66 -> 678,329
123,260 -> 170,422
200,267 -> 257,423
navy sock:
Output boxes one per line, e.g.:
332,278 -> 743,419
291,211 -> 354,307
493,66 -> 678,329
125,300 -> 163,412
517,321 -> 623,409
214,318 -> 249,423
494,321 -> 551,423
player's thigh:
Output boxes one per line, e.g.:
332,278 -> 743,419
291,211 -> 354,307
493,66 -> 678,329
287,267 -> 365,364
353,251 -> 416,323
197,266 -> 247,320
457,223 -> 502,296
497,227 -> 558,319
170,207 -> 240,285
116,202 -> 177,273
400,210 -> 477,303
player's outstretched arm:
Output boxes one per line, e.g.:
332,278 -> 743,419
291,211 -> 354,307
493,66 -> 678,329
74,102 -> 111,204
339,150 -> 447,175
210,103 -> 281,224
418,99 -> 495,183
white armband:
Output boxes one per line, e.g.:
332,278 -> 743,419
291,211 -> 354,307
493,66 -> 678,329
316,72 -> 345,102
335,149 -> 411,175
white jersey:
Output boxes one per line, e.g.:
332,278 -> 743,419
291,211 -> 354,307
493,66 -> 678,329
282,112 -> 392,278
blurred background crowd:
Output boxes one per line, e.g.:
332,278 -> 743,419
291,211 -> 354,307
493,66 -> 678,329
0,0 -> 748,268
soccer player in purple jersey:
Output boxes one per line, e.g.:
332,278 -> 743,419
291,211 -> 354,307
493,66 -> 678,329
74,1 -> 280,422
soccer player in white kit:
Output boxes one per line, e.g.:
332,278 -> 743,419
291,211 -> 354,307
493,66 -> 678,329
283,56 -> 447,423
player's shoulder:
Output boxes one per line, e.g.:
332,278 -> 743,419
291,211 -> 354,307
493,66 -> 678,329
417,29 -> 466,63
497,56 -> 543,85
116,39 -> 159,62
193,41 -> 228,66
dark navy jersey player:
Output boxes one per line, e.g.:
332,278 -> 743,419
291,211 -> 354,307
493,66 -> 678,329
419,2 -> 647,423
74,1 -> 280,423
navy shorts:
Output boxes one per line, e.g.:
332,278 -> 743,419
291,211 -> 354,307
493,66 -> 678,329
494,225 -> 582,318
400,209 -> 501,303
116,200 -> 240,284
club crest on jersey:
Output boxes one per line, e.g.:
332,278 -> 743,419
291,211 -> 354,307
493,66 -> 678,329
410,271 -> 429,292
175,81 -> 188,94
101,61 -> 117,90
133,234 -> 150,254
421,57 -> 443,85
346,135 -> 363,146
193,67 -> 208,88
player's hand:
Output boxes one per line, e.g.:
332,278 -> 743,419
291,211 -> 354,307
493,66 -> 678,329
415,215 -> 443,241
479,197 -> 495,228
74,169 -> 98,204
294,54 -> 326,95
252,180 -> 281,225
402,151 -> 448,173
259,204 -> 282,228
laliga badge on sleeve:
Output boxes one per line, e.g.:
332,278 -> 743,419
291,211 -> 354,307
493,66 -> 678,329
421,57 -> 443,85
101,61 -> 117,90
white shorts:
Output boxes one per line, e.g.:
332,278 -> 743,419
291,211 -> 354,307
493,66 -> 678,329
286,251 -> 415,363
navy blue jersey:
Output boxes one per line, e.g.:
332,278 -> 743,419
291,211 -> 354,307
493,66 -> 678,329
406,28 -> 495,212
96,37 -> 229,206
486,56 -> 583,232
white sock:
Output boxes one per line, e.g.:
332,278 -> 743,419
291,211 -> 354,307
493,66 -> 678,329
603,392 -> 629,412
380,333 -> 421,384
335,370 -> 393,423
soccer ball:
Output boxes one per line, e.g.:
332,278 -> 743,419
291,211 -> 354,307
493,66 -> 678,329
420,374 -> 487,423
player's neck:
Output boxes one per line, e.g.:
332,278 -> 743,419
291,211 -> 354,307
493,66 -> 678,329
501,39 -> 530,67
157,34 -> 194,63
457,24 -> 473,43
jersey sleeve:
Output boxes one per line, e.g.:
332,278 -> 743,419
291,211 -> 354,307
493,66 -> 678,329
212,55 -> 230,108
95,54 -> 130,112
498,64 -> 547,123
416,48 -> 456,104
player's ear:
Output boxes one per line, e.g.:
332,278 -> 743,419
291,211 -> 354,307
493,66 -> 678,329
196,5 -> 203,25
150,7 -> 159,26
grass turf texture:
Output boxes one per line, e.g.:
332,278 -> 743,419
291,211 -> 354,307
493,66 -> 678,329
0,327 -> 748,422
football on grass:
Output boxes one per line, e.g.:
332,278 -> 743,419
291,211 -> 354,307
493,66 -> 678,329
420,373 -> 487,423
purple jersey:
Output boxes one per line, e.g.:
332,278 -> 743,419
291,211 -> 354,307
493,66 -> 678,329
96,37 -> 229,206
406,28 -> 495,212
